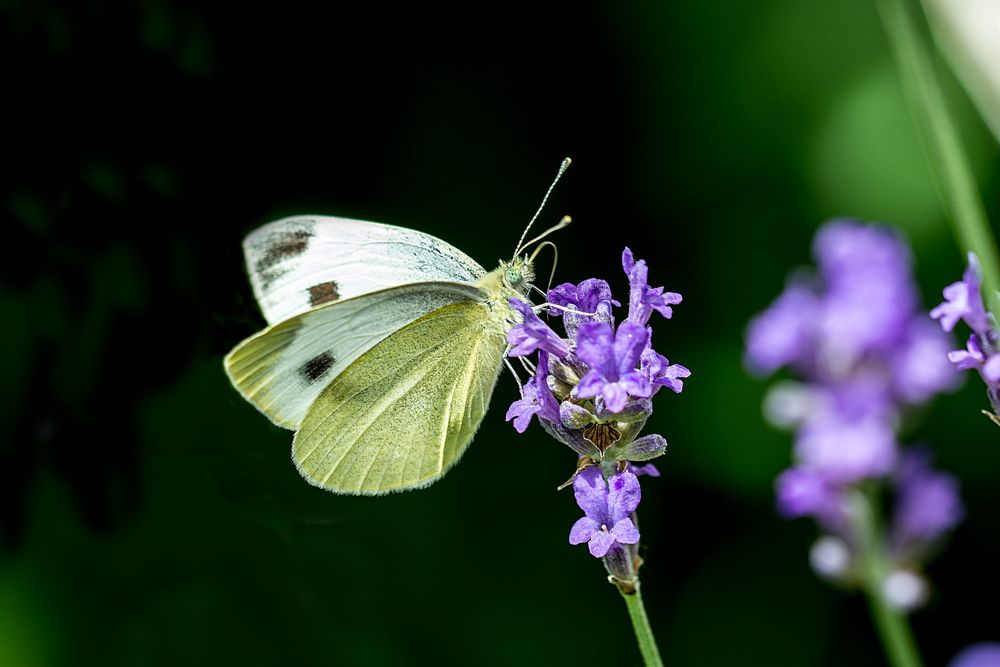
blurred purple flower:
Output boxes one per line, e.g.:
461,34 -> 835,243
745,283 -> 818,375
794,416 -> 897,484
893,450 -> 964,546
890,320 -> 962,404
775,467 -> 845,526
748,220 -> 962,600
950,643 -> 1000,667
569,467 -> 641,557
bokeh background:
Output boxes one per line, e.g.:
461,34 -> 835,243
4,1 -> 999,665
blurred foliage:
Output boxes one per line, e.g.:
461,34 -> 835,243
2,0 -> 999,665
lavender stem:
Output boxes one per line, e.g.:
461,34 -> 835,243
621,582 -> 664,667
849,491 -> 926,667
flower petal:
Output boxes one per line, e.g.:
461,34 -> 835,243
573,370 -> 607,400
506,298 -> 570,358
620,371 -> 653,399
572,466 -> 610,524
612,322 -> 650,375
576,322 -> 616,378
600,382 -> 629,413
630,462 -> 661,477
587,531 -> 616,558
610,518 -> 640,544
984,354 -> 1000,384
607,471 -> 641,522
569,516 -> 600,545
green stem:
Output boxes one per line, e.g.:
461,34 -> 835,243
849,491 -> 925,667
877,0 -> 1000,315
621,583 -> 664,667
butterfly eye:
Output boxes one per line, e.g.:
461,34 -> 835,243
505,267 -> 523,287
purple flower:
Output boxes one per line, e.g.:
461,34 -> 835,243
749,219 -> 963,604
813,220 -> 913,287
775,467 -> 845,527
623,248 -> 682,325
949,335 -> 987,371
931,253 -> 989,334
745,282 -> 818,375
950,341 -> 1000,393
505,351 -> 561,433
569,467 -> 641,557
548,279 -> 620,315
502,247 -> 686,588
890,320 -> 962,404
547,279 -> 619,338
950,644 -> 1000,667
893,450 -> 963,545
574,321 -> 652,412
507,298 -> 570,358
933,253 -> 1000,416
640,346 -> 691,395
794,416 -> 897,484
812,222 -> 918,365
630,462 -> 661,477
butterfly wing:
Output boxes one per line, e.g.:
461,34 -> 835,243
292,299 -> 507,494
243,215 -> 487,325
224,282 -> 487,429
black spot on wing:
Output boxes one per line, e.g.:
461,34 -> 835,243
308,280 -> 340,306
255,222 -> 315,289
300,351 -> 335,383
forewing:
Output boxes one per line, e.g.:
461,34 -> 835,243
292,300 -> 506,494
224,282 -> 486,429
244,215 -> 487,324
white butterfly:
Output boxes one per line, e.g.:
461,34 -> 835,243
225,160 -> 570,494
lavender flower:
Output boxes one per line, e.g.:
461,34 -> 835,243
892,449 -> 964,549
574,321 -> 652,412
506,298 -> 570,358
505,246 -> 686,467
932,252 -> 1000,415
747,219 -> 961,609
623,248 -> 682,325
640,347 -> 690,395
932,253 -> 990,334
569,467 -> 641,557
950,644 -> 1000,667
505,350 -> 560,433
506,247 -> 688,591
547,278 -> 619,337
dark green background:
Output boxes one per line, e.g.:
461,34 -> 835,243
4,1 -> 999,665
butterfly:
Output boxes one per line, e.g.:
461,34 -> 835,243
224,159 -> 570,494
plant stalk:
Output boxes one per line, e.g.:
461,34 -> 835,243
849,491 -> 925,667
878,0 -> 1000,315
621,582 -> 665,667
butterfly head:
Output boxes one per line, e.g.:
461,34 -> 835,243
502,256 -> 535,295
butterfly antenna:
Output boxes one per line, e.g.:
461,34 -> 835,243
513,157 -> 571,259
521,215 -> 571,258
528,240 -> 560,293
